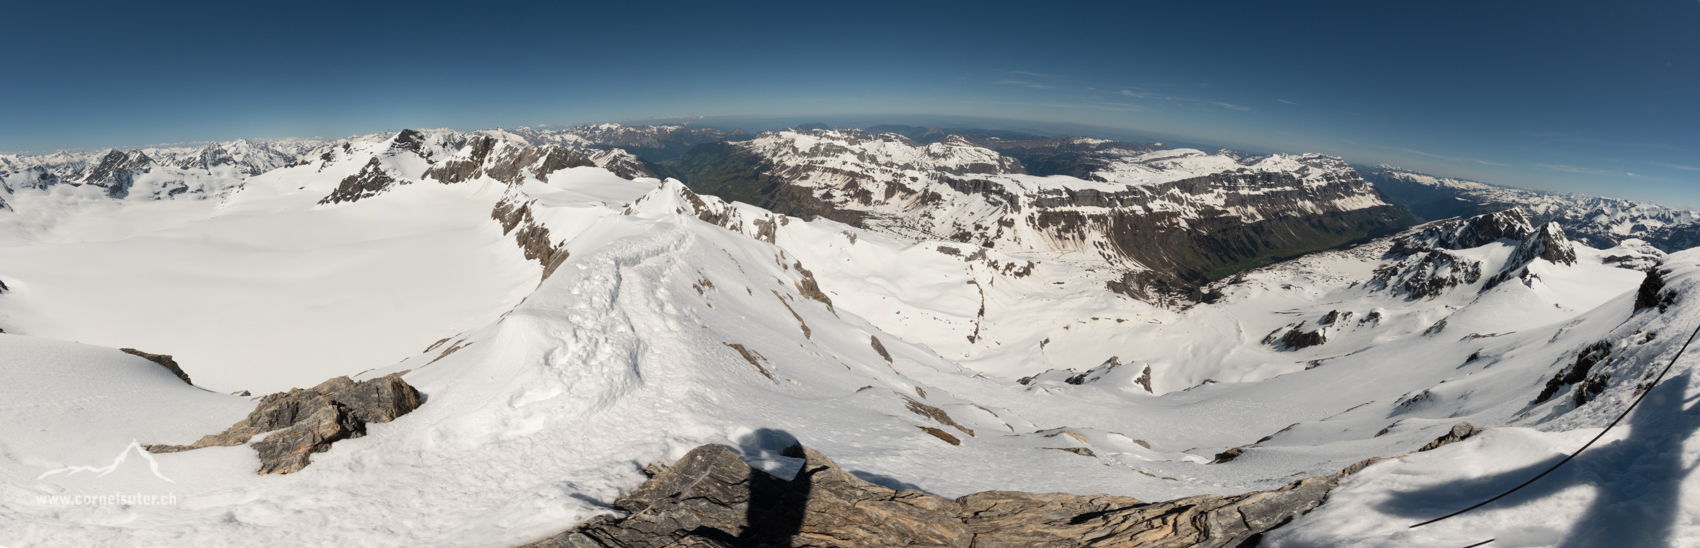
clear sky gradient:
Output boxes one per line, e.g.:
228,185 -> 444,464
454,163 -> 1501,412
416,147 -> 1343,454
5,1 -> 1697,206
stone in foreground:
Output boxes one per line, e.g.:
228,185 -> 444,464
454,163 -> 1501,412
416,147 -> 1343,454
522,443 -> 1387,548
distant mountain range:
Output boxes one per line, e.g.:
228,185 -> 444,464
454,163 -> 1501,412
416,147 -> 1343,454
5,121 -> 1696,294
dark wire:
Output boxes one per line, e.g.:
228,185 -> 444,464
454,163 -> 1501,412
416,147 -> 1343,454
1409,319 -> 1700,530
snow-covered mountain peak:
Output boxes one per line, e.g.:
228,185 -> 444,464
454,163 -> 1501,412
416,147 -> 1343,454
1389,208 -> 1536,257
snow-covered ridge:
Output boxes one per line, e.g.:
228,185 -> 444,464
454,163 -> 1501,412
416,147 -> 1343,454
1364,165 -> 1700,250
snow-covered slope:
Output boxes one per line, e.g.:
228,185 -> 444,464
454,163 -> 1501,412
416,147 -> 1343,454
4,128 -> 1700,547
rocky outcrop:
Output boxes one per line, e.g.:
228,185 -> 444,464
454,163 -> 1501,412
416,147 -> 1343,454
1416,422 -> 1482,452
493,195 -> 571,280
1483,222 -> 1578,291
1505,222 -> 1577,268
1535,340 -> 1613,405
146,372 -> 421,474
319,157 -> 406,205
522,444 -> 1390,548
1277,325 -> 1327,350
1369,250 -> 1483,300
1635,268 -> 1675,313
425,137 -> 597,185
1388,209 -> 1534,258
119,348 -> 192,385
869,336 -> 893,363
78,149 -> 154,198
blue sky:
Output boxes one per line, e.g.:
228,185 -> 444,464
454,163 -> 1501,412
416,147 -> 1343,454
5,1 -> 1698,206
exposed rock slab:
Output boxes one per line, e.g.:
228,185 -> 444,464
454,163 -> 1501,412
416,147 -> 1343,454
521,444 -> 1389,548
1417,422 -> 1483,453
146,372 -> 421,474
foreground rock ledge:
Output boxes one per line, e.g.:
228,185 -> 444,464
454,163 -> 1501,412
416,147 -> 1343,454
521,444 -> 1394,548
147,371 -> 422,474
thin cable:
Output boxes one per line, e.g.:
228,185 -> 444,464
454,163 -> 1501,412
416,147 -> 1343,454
1409,319 -> 1700,529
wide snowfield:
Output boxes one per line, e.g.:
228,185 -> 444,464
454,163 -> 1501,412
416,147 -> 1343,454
2,152 -> 1697,547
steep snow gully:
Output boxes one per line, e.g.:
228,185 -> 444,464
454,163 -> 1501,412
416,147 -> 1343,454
2,126 -> 1699,547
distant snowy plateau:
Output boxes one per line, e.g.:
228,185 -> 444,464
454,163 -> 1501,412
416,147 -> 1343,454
3,124 -> 1699,546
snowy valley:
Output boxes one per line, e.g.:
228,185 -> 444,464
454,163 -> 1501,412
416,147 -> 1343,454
2,124 -> 1699,547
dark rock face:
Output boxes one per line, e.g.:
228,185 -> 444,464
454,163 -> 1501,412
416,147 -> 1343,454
493,196 -> 570,280
78,150 -> 154,198
1647,223 -> 1700,253
426,137 -> 598,185
426,136 -> 500,183
1508,222 -> 1577,267
1375,210 -> 1585,298
1635,268 -> 1670,312
1417,422 -> 1482,452
119,348 -> 192,385
1019,171 -> 1404,287
146,372 -> 421,474
319,157 -> 406,205
869,336 -> 892,363
523,444 -> 1388,548
1370,250 -> 1483,300
1279,326 -> 1328,350
1388,209 -> 1534,258
1483,222 -> 1578,291
1536,340 -> 1613,405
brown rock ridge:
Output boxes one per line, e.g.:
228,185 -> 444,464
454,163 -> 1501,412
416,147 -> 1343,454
519,442 -> 1406,548
146,372 -> 422,474
119,348 -> 192,385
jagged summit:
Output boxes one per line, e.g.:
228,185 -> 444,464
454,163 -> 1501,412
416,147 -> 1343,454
1389,207 -> 1536,257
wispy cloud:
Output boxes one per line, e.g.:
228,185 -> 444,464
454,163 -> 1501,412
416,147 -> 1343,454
1653,161 -> 1700,172
1111,88 -> 1249,112
1392,147 -> 1503,166
1400,148 -> 1466,162
1525,131 -> 1686,152
1120,89 -> 1168,99
1275,99 -> 1298,105
957,99 -> 1143,113
994,80 -> 1057,89
1008,70 -> 1061,79
1091,102 -> 1146,112
1533,163 -> 1633,177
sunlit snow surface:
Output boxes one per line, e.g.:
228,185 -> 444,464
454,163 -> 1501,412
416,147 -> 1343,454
1,152 -> 1697,546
